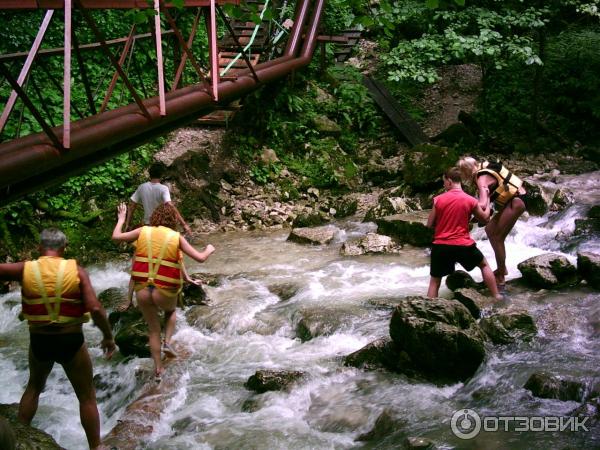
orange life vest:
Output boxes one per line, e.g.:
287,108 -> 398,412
131,226 -> 182,295
477,161 -> 523,209
21,256 -> 89,327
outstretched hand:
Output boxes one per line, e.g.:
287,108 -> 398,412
117,202 -> 127,222
101,338 -> 116,360
205,244 -> 216,255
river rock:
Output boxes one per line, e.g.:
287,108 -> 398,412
340,233 -> 396,256
344,337 -> 414,374
389,296 -> 486,382
588,205 -> 600,219
522,181 -> 551,216
402,144 -> 458,192
98,287 -> 128,312
181,282 -> 208,306
571,396 -> 600,425
245,369 -> 305,393
375,211 -> 433,247
0,403 -> 64,449
524,372 -> 586,402
404,436 -> 437,449
452,288 -> 495,319
549,188 -> 574,211
188,272 -> 221,287
479,310 -> 537,345
364,194 -> 421,222
267,282 -> 300,301
292,211 -> 329,228
445,270 -> 479,291
331,197 -> 358,218
287,225 -> 336,245
356,408 -> 406,442
577,252 -> 600,289
517,253 -> 580,289
109,309 -> 149,358
294,307 -> 357,341
574,217 -> 600,237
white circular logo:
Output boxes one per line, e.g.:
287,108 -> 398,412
451,408 -> 481,440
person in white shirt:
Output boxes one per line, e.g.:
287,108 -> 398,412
125,162 -> 191,234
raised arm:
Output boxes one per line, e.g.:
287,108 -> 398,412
78,266 -> 115,359
125,200 -> 138,231
113,203 -> 142,243
179,235 -> 215,263
0,262 -> 24,281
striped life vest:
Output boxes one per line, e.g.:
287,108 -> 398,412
131,226 -> 182,295
477,161 -> 523,209
21,257 -> 89,327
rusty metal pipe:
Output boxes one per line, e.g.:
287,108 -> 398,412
0,0 -> 326,204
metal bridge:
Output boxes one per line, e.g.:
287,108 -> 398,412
0,0 -> 327,205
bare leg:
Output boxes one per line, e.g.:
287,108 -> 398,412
163,309 -> 176,345
485,198 -> 526,285
62,344 -> 101,449
427,277 -> 442,298
18,347 -> 53,425
136,288 -> 163,378
478,258 -> 502,300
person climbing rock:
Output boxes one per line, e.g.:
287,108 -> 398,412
459,156 -> 528,291
112,203 -> 215,383
0,228 -> 115,450
426,167 -> 503,300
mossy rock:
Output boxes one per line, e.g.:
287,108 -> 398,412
402,144 -> 458,192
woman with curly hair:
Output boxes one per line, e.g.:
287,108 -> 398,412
458,157 -> 528,290
112,202 -> 215,382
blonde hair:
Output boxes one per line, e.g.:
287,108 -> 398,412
458,157 -> 478,184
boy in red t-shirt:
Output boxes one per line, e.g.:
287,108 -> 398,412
426,166 -> 502,300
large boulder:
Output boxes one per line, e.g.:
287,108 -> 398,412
340,233 -> 397,256
292,211 -> 329,228
294,307 -> 360,341
287,225 -> 336,245
245,369 -> 305,393
332,197 -> 358,218
364,193 -> 422,222
453,288 -> 494,319
375,211 -> 433,247
479,310 -> 537,345
389,297 -> 486,382
517,253 -> 580,289
577,252 -> 600,289
524,372 -> 586,402
344,337 -> 415,374
522,180 -> 552,216
109,309 -> 149,357
0,403 -> 64,449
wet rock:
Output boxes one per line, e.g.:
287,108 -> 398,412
312,115 -> 341,136
356,408 -> 406,442
574,217 -> 600,237
340,233 -> 396,256
292,211 -> 329,228
0,403 -> 63,449
331,197 -> 358,218
245,369 -> 305,393
453,288 -> 494,319
364,194 -> 421,222
550,188 -> 574,212
404,436 -> 437,449
98,287 -> 128,312
0,281 -> 10,295
577,252 -> 600,289
479,310 -> 537,345
241,397 -> 262,413
181,282 -> 208,306
109,309 -> 149,358
588,205 -> 600,219
267,282 -> 300,301
184,304 -> 211,328
445,270 -> 478,291
294,307 -> 347,341
571,396 -> 600,425
375,211 -> 433,247
344,337 -> 415,374
522,180 -> 552,216
188,272 -> 221,287
402,144 -> 458,192
389,296 -> 486,382
287,225 -> 336,245
517,253 -> 580,289
524,372 -> 586,402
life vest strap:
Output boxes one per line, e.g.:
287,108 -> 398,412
30,259 -> 67,323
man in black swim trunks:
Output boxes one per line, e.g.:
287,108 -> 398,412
0,229 -> 115,450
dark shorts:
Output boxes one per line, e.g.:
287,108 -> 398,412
30,332 -> 84,365
430,243 -> 484,278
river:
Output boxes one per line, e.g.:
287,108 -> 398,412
0,171 -> 599,449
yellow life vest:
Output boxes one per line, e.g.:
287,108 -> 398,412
21,256 -> 90,327
477,161 -> 523,209
131,226 -> 183,297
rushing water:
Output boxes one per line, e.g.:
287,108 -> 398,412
1,172 -> 599,449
